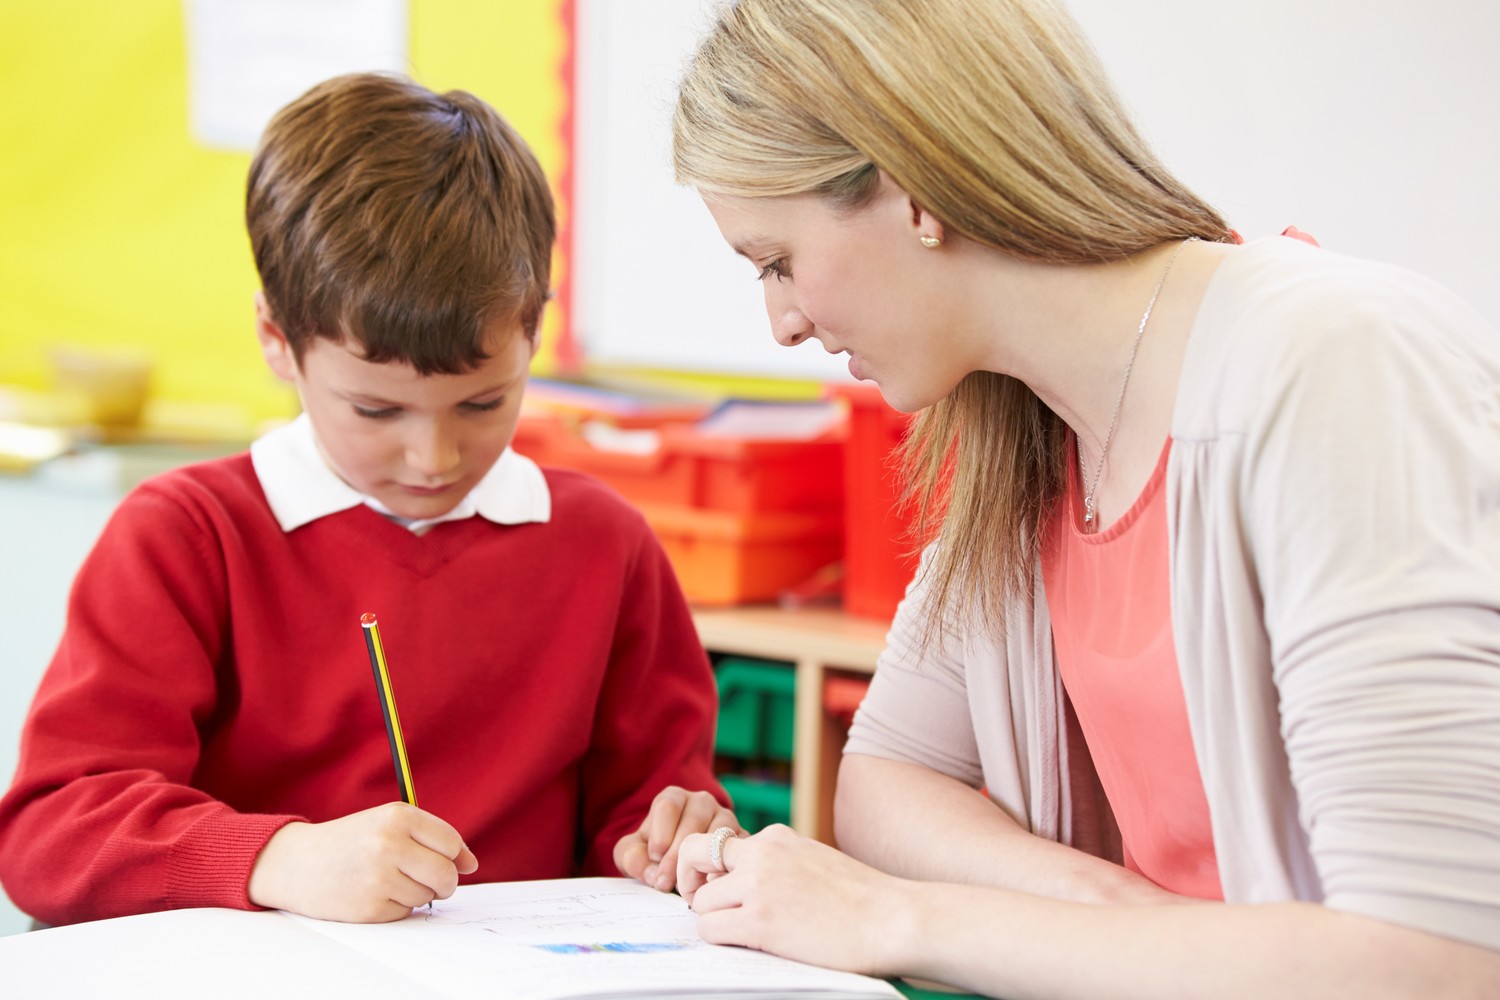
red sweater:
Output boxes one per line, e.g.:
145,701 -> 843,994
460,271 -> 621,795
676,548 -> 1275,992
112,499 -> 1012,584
0,454 -> 723,925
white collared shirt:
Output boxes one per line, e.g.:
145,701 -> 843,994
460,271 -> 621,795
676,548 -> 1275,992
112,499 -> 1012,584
249,413 -> 550,534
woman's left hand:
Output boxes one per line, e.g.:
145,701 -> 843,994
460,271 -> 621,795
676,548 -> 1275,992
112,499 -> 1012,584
677,823 -> 914,977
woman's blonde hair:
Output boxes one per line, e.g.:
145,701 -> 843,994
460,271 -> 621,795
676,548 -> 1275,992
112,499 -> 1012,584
674,0 -> 1233,636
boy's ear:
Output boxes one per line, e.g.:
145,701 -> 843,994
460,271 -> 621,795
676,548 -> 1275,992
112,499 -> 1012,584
527,299 -> 549,360
254,292 -> 297,383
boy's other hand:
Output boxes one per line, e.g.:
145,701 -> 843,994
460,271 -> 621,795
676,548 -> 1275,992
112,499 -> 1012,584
613,785 -> 742,893
248,802 -> 479,922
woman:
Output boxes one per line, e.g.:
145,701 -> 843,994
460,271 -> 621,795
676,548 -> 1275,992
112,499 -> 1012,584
671,0 -> 1500,996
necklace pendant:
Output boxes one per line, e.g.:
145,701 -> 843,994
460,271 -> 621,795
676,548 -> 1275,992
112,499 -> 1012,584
1075,236 -> 1195,541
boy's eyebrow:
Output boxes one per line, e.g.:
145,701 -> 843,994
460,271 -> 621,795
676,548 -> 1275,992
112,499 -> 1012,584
340,375 -> 523,408
341,390 -> 402,407
458,377 -> 522,402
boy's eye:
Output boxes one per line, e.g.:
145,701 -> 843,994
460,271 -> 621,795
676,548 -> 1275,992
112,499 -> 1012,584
353,405 -> 399,419
461,398 -> 504,413
756,259 -> 790,282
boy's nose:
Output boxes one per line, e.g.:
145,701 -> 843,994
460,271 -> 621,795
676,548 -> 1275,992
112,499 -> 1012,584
405,423 -> 461,479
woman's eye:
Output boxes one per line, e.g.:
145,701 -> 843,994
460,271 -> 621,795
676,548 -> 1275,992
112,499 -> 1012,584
354,405 -> 399,419
756,259 -> 790,282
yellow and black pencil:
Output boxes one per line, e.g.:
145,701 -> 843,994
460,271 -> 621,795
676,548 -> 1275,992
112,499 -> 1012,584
360,612 -> 417,807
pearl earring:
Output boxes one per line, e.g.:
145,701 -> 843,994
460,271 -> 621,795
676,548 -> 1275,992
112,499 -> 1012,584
919,235 -> 942,248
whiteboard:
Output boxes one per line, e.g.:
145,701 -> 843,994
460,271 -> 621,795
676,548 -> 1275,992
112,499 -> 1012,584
572,0 -> 1500,378
185,0 -> 407,151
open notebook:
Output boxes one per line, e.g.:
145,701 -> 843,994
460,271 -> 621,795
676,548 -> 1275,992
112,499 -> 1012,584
287,877 -> 900,999
4,877 -> 901,999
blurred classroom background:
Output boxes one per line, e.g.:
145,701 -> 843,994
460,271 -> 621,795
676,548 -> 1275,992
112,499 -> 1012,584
2,0 -> 1495,937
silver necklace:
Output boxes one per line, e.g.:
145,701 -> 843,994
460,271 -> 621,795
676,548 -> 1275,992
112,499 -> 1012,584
1080,236 -> 1197,532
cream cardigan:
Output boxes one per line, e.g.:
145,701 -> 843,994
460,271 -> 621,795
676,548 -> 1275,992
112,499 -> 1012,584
846,236 -> 1500,950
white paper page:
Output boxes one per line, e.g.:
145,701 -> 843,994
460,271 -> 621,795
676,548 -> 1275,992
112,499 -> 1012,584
288,877 -> 901,1000
695,401 -> 846,440
0,906 -> 443,999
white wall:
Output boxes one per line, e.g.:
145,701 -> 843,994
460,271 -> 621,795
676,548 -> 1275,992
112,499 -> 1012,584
573,0 -> 1499,378
0,458 -> 120,936
1066,0 -> 1498,319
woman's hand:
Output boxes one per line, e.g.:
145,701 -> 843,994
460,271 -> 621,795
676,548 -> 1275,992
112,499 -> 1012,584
677,823 -> 915,977
247,802 -> 478,922
613,785 -> 742,893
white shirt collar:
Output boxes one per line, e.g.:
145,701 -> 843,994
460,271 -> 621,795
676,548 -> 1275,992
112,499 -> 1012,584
249,413 -> 550,533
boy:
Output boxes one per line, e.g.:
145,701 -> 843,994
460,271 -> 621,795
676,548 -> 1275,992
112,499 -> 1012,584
0,73 -> 735,926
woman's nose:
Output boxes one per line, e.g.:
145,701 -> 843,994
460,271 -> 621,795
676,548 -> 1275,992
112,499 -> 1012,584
764,277 -> 813,347
769,305 -> 814,347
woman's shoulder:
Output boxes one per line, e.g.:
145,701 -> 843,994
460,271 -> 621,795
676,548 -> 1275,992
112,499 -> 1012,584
1176,237 -> 1498,432
1218,236 -> 1480,325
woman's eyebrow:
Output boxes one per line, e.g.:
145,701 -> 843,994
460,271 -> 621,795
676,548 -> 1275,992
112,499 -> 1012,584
732,236 -> 776,259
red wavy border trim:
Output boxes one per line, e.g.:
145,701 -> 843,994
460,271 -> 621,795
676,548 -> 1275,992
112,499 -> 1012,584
553,0 -> 581,372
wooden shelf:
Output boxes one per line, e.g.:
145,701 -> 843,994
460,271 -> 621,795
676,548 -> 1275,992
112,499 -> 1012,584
691,604 -> 890,845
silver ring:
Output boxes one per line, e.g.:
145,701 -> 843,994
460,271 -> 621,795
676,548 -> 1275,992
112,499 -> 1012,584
708,826 -> 737,873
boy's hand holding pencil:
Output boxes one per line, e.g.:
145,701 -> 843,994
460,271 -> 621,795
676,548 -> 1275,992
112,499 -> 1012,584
246,612 -> 477,922
247,803 -> 478,922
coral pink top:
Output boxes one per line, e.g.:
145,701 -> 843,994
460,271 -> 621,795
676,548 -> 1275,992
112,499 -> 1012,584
1041,437 -> 1223,900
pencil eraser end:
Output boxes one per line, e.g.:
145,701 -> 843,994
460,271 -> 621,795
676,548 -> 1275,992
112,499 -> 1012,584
360,612 -> 377,626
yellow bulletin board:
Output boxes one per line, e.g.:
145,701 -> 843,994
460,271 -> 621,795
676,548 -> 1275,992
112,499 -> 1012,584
0,0 -> 574,438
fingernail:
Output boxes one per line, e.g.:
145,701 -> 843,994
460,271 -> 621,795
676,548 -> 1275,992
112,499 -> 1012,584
655,873 -> 671,891
643,864 -> 657,884
649,849 -> 662,862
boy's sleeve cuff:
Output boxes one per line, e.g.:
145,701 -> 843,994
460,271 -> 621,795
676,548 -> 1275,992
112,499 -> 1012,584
167,808 -> 306,911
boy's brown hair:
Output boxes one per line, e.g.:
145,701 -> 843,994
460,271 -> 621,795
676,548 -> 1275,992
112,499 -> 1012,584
246,72 -> 555,374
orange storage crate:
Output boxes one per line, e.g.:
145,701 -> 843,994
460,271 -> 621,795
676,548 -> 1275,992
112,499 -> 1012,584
556,426 -> 842,513
511,412 -> 843,515
515,396 -> 848,607
639,503 -> 843,606
509,411 -> 564,467
827,382 -> 919,621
